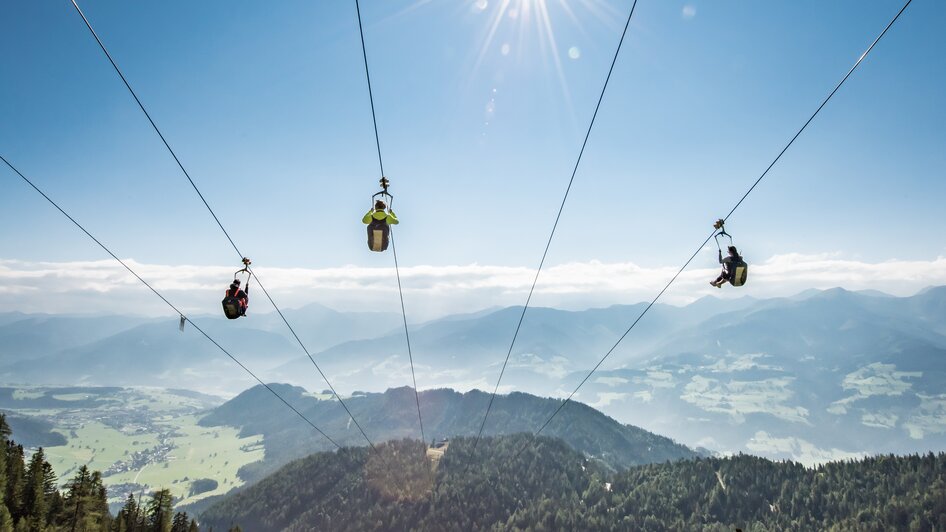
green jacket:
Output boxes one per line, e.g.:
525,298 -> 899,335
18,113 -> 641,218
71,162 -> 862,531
363,209 -> 399,225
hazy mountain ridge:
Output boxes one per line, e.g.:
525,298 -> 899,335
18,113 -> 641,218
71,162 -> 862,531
579,286 -> 946,464
0,314 -> 159,363
2,287 -> 944,464
0,296 -> 753,393
269,297 -> 760,391
0,303 -> 402,393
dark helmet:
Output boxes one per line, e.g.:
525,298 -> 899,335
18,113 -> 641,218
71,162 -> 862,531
232,279 -> 241,286
375,199 -> 386,210
728,246 -> 738,255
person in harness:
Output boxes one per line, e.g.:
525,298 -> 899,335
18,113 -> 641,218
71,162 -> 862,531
363,199 -> 399,252
226,279 -> 249,315
222,258 -> 251,319
711,245 -> 744,288
710,219 -> 748,288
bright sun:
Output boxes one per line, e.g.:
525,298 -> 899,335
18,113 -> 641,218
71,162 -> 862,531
471,0 -> 624,98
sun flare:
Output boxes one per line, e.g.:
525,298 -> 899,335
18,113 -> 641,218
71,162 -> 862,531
469,0 -> 623,109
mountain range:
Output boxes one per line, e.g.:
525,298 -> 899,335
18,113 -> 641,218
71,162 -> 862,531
578,286 -> 946,465
3,287 -> 944,463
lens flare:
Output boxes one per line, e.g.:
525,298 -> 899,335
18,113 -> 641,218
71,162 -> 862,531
470,0 -> 621,108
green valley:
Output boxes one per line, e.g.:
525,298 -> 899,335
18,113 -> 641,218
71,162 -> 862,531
0,386 -> 263,509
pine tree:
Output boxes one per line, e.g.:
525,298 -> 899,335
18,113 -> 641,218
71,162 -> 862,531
90,471 -> 111,530
59,465 -> 110,532
146,490 -> 173,532
0,424 -> 7,517
22,449 -> 48,532
63,465 -> 91,532
113,493 -> 143,532
169,512 -> 190,532
0,420 -> 16,532
0,506 -> 12,532
4,443 -> 24,524
0,416 -> 10,441
186,519 -> 198,532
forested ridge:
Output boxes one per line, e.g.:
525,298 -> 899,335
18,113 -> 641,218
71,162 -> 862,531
200,385 -> 698,483
0,414 -> 199,531
201,434 -> 946,531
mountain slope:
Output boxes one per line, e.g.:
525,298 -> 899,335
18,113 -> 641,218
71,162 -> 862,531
199,435 -> 612,531
0,314 -> 157,363
200,435 -> 946,531
232,302 -> 404,352
0,411 -> 67,447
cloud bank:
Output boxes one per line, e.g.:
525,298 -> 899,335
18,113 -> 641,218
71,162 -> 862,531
2,253 -> 945,320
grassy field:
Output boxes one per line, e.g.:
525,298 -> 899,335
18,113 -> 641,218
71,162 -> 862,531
98,415 -> 264,506
6,386 -> 263,508
45,421 -> 160,481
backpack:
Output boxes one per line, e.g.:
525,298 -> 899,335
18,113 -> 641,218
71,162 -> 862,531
367,218 -> 390,252
222,289 -> 245,319
730,260 -> 748,287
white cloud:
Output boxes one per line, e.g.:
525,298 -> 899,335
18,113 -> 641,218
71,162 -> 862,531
633,370 -> 676,389
632,390 -> 653,403
681,375 -> 809,424
328,354 -> 497,394
746,431 -> 864,466
594,376 -> 629,387
511,353 -> 571,379
903,394 -> 946,439
1,253 -> 945,319
861,411 -> 898,429
590,392 -> 628,408
829,363 -> 922,415
682,5 -> 696,19
693,436 -> 719,450
841,363 -> 921,397
706,353 -> 782,373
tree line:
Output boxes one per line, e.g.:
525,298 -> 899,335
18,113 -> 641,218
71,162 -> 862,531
202,434 -> 946,531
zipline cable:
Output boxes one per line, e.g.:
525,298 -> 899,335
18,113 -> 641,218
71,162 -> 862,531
391,231 -> 426,445
354,0 -> 427,446
467,0 -> 640,460
69,0 -> 241,258
354,0 -> 386,179
514,0 -> 913,458
69,0 -> 379,453
0,154 -> 340,450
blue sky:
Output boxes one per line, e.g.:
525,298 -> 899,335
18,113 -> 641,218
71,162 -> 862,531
2,0 -> 945,316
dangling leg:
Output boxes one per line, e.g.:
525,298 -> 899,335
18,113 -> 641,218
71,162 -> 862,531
710,270 -> 727,288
